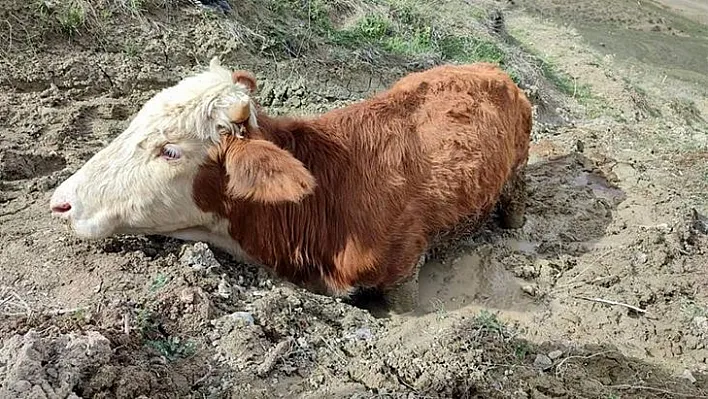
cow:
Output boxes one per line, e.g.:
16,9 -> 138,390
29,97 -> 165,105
49,57 -> 532,313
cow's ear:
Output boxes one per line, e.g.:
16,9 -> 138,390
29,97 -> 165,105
232,70 -> 257,94
223,139 -> 316,203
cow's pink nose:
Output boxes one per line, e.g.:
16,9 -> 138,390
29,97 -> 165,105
51,202 -> 72,213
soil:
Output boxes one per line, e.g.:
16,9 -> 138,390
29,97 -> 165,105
1,0 -> 707,398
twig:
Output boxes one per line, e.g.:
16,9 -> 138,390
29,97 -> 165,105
555,351 -> 617,376
256,337 -> 294,377
609,384 -> 708,398
573,295 -> 647,314
573,76 -> 577,98
193,363 -> 213,387
315,333 -> 348,363
44,307 -> 83,316
123,314 -> 130,335
0,289 -> 32,317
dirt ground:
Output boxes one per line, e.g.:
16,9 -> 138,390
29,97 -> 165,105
1,0 -> 707,398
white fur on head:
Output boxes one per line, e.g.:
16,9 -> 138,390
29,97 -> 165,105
49,58 -> 258,240
130,56 -> 259,143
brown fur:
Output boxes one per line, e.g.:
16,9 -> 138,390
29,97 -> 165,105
194,63 -> 532,306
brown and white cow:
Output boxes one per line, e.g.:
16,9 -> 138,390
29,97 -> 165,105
50,57 -> 532,313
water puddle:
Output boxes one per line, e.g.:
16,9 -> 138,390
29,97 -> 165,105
418,251 -> 538,315
573,172 -> 627,204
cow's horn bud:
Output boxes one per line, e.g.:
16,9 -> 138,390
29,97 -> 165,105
227,99 -> 250,124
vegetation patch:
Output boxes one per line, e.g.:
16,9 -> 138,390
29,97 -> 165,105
36,0 -> 88,37
332,9 -> 507,65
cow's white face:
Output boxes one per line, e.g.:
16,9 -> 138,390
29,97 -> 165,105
49,57 -> 258,239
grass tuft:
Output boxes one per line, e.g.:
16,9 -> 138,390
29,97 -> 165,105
333,10 -> 508,66
147,336 -> 197,361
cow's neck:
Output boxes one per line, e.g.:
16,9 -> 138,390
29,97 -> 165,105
167,219 -> 251,263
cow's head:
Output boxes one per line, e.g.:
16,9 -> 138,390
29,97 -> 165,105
49,57 -> 307,239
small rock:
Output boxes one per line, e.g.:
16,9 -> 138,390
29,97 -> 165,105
522,284 -> 537,297
228,311 -> 254,325
12,380 -> 32,392
179,242 -> 220,272
691,208 -> 708,234
347,327 -> 374,341
681,369 -> 697,384
548,350 -> 563,360
634,252 -> 648,265
534,353 -> 553,371
693,316 -> 708,330
180,288 -> 195,304
575,140 -> 584,153
297,337 -> 309,349
217,274 -> 231,298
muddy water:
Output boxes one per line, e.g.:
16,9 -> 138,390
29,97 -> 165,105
413,163 -> 625,320
573,172 -> 627,204
418,250 -> 539,316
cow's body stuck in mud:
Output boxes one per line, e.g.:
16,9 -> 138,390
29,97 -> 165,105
50,58 -> 532,313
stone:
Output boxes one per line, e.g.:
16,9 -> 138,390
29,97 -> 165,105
534,354 -> 553,371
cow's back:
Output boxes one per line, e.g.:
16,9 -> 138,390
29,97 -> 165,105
390,63 -> 532,233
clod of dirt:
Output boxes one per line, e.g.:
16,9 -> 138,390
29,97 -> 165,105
179,242 -> 221,272
0,150 -> 66,181
681,369 -> 697,384
256,337 -> 294,377
691,208 -> 708,234
0,330 -> 112,399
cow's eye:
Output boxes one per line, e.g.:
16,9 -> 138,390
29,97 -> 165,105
160,144 -> 182,161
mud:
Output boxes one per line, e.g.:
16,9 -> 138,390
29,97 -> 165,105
1,0 -> 708,397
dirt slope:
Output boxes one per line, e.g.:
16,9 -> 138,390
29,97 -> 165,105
1,0 -> 707,398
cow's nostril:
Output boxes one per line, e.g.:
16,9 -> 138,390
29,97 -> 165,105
52,203 -> 72,213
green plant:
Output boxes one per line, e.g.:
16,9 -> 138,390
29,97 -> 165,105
147,336 -> 197,361
474,309 -> 505,333
127,0 -> 146,12
123,41 -> 140,58
57,2 -> 86,36
149,273 -> 170,292
514,341 -> 531,360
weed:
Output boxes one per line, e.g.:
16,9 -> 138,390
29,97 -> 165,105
438,35 -> 506,64
539,59 -> 591,99
473,309 -> 505,333
57,2 -> 87,36
269,0 -> 331,30
147,336 -> 197,361
149,273 -> 170,292
357,14 -> 392,40
35,0 -> 52,17
680,299 -> 708,321
136,308 -> 158,335
127,0 -> 146,12
513,341 -> 531,360
429,298 -> 446,321
123,40 -> 140,58
333,10 -> 507,65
